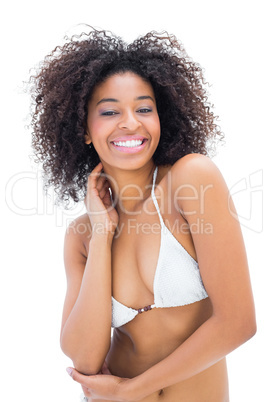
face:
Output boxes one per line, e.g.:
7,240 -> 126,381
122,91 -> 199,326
86,72 -> 161,170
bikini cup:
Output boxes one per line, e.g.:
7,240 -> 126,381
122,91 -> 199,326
111,166 -> 208,328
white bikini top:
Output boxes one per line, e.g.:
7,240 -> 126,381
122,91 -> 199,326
111,166 -> 208,328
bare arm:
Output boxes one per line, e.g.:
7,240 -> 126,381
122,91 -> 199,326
128,154 -> 256,398
60,162 -> 118,375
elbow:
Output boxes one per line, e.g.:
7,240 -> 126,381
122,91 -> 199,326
60,336 -> 105,375
72,358 -> 102,376
61,346 -> 103,375
231,312 -> 257,346
240,305 -> 257,342
243,316 -> 257,341
214,308 -> 257,351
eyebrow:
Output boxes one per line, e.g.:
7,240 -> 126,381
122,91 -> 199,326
96,95 -> 154,105
96,98 -> 118,105
136,96 -> 154,102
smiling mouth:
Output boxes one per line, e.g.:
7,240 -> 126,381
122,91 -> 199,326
110,138 -> 148,153
112,139 -> 146,148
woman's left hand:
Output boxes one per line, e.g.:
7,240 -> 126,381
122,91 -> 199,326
67,366 -> 136,401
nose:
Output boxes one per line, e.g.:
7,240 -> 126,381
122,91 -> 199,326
118,111 -> 142,131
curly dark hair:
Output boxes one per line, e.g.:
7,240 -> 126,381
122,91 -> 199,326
29,26 -> 223,207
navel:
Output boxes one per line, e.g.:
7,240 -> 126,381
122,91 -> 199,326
158,389 -> 164,396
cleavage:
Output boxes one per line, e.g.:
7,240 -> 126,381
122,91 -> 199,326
111,205 -> 161,308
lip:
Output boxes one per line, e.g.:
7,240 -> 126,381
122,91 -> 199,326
110,138 -> 148,154
110,135 -> 147,142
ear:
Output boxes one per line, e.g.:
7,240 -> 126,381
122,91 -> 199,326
84,130 -> 92,145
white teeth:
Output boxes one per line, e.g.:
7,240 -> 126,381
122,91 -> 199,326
113,140 -> 143,147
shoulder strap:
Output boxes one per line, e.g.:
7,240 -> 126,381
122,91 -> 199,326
151,166 -> 165,227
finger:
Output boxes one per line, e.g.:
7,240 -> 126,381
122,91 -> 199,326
67,368 -> 110,393
93,162 -> 103,171
87,163 -> 104,191
66,368 -> 96,388
99,181 -> 110,199
95,174 -> 108,192
89,162 -> 103,179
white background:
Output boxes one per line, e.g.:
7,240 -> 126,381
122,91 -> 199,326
1,0 -> 267,401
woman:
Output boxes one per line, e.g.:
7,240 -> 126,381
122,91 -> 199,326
30,27 -> 256,401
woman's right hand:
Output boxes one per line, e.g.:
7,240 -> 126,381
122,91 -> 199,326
84,162 -> 119,236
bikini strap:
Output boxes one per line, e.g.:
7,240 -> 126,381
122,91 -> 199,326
151,166 -> 165,227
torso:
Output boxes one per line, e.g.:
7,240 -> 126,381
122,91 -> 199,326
79,163 -> 229,401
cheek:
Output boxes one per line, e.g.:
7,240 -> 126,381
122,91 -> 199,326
88,119 -> 104,141
151,118 -> 161,138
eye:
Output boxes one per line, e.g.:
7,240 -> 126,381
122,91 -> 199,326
137,108 -> 152,113
101,111 -> 119,116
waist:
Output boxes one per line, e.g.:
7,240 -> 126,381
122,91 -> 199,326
106,300 -> 229,401
111,298 -> 212,362
107,343 -> 229,402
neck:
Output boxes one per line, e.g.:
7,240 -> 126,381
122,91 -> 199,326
102,162 -> 156,215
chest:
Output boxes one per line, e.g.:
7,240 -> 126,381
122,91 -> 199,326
111,196 -> 196,308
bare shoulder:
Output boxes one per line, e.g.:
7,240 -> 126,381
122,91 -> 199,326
169,153 -> 230,218
171,153 -> 224,187
64,213 -> 91,265
65,213 -> 92,241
